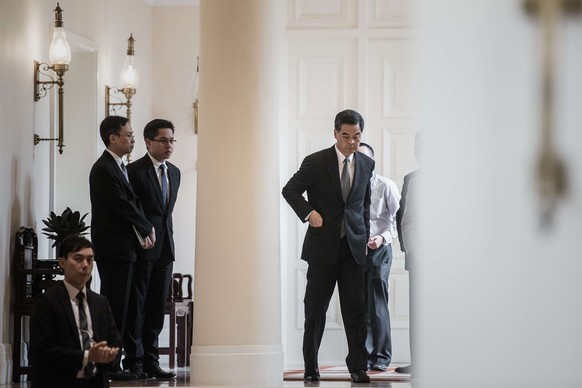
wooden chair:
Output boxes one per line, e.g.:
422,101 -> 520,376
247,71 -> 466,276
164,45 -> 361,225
160,273 -> 193,368
12,227 -> 63,382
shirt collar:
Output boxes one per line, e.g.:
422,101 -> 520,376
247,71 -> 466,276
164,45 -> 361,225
334,145 -> 354,164
105,149 -> 124,167
147,153 -> 166,170
63,279 -> 87,300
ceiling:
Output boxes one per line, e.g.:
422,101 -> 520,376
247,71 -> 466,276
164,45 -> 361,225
139,0 -> 199,6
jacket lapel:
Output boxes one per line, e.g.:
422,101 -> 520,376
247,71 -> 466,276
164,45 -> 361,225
103,151 -> 133,192
167,164 -> 178,211
352,152 -> 362,196
145,157 -> 166,209
57,283 -> 83,349
326,146 -> 344,201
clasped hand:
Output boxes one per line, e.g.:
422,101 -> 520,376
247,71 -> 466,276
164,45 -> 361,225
141,227 -> 156,249
87,341 -> 119,364
367,235 -> 383,249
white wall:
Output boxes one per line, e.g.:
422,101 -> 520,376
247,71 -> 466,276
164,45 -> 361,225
417,0 -> 582,386
151,6 -> 200,278
0,0 -> 155,383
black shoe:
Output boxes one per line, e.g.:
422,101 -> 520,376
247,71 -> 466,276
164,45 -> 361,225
303,372 -> 320,382
107,370 -> 138,381
394,364 -> 412,374
371,364 -> 388,371
350,370 -> 370,383
125,366 -> 148,379
144,364 -> 176,380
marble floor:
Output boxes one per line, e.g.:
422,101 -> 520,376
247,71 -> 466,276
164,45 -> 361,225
10,367 -> 414,388
110,369 -> 414,388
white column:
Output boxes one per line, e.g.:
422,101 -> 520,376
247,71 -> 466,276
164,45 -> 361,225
191,0 -> 283,386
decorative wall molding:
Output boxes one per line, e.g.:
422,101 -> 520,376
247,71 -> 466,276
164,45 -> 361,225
288,0 -> 357,29
367,0 -> 414,29
299,58 -> 346,119
382,59 -> 419,118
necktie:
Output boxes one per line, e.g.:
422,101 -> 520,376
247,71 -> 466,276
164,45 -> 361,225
341,158 -> 350,237
120,162 -> 129,182
160,163 -> 168,206
76,292 -> 96,378
341,158 -> 350,201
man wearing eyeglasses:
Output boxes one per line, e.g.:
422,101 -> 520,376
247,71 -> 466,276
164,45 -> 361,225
123,119 -> 181,380
89,115 -> 156,381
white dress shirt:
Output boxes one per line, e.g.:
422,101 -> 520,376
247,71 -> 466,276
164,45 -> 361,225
369,172 -> 400,245
63,280 -> 93,376
335,146 -> 354,188
147,153 -> 169,199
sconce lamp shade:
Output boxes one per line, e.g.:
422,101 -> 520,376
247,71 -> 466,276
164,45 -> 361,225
120,34 -> 139,89
49,26 -> 71,65
33,2 -> 70,155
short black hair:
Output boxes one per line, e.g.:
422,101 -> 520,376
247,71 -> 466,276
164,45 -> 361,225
358,142 -> 374,156
334,109 -> 364,132
143,119 -> 175,140
58,235 -> 94,259
99,116 -> 129,146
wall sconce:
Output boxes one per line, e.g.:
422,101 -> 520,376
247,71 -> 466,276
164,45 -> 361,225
193,56 -> 199,134
105,34 -> 138,123
33,3 -> 71,155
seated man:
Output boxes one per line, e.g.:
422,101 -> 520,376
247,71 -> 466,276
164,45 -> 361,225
30,236 -> 121,388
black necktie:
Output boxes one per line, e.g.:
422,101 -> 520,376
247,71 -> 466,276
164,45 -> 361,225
341,158 -> 350,237
76,292 -> 96,378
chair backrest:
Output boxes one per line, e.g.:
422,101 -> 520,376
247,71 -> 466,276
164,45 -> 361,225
14,227 -> 63,304
167,273 -> 193,302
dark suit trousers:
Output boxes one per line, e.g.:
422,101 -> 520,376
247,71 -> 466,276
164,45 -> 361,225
96,260 -> 134,370
364,243 -> 393,367
407,253 -> 416,367
124,238 -> 173,367
303,237 -> 368,373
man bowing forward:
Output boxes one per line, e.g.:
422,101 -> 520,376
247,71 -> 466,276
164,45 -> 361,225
282,109 -> 374,384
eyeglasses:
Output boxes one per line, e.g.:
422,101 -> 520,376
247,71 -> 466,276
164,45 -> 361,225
150,137 -> 177,145
113,133 -> 135,140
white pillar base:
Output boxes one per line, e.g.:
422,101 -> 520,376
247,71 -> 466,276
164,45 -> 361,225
190,344 -> 283,386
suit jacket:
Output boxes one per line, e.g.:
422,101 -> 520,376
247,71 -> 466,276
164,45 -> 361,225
396,169 -> 420,253
282,145 -> 374,265
127,154 -> 181,261
30,282 -> 121,388
89,151 -> 152,262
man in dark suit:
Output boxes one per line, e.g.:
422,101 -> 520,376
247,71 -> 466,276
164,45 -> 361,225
123,119 -> 180,379
282,109 -> 374,384
30,236 -> 121,388
89,115 -> 156,380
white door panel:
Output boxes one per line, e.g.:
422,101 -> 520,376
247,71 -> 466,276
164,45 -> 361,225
283,0 -> 417,369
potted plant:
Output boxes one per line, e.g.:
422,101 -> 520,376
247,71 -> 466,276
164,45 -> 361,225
41,207 -> 90,249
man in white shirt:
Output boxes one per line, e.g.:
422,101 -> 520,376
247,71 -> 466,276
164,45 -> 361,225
357,143 -> 400,372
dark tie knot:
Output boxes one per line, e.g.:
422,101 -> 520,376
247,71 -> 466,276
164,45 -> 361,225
76,291 -> 85,302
